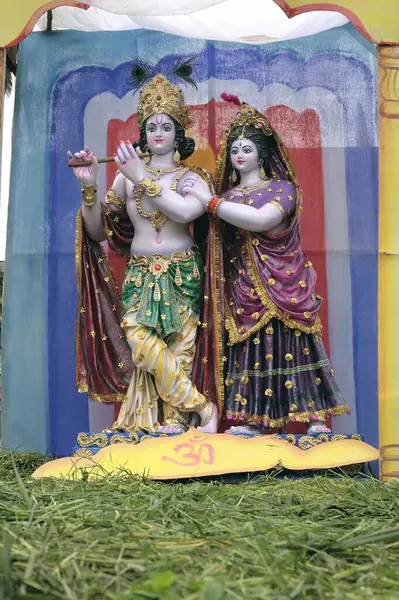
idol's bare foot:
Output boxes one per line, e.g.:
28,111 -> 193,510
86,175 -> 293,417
307,420 -> 331,434
197,402 -> 218,433
226,425 -> 262,434
157,422 -> 187,435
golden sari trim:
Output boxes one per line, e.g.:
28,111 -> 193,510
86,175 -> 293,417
215,138 -> 227,195
226,403 -> 350,428
225,301 -> 273,345
77,383 -> 127,403
210,220 -> 225,418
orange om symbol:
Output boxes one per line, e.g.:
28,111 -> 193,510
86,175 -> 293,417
162,437 -> 215,466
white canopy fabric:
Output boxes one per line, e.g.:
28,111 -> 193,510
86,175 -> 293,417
35,0 -> 348,44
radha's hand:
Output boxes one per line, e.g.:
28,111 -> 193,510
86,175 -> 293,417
114,141 -> 146,185
67,146 -> 98,185
181,176 -> 212,207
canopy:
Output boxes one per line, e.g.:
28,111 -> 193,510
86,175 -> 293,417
34,1 -> 347,44
3,1 -> 399,47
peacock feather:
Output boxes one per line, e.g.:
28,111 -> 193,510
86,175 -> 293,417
127,55 -> 198,92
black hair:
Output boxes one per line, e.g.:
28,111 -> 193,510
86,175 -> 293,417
137,115 -> 195,160
221,125 -> 276,192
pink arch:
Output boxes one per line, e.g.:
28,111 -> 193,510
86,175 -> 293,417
274,1 -> 375,43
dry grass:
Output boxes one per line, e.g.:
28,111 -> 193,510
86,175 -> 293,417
0,451 -> 398,599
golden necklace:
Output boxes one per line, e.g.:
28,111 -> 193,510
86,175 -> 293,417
135,186 -> 167,231
235,179 -> 271,197
145,164 -> 181,180
135,167 -> 189,232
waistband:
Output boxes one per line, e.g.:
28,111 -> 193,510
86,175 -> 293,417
127,247 -> 200,270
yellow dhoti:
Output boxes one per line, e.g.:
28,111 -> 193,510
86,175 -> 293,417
112,250 -> 206,432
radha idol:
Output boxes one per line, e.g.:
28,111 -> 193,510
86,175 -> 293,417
68,74 -> 218,434
190,97 -> 350,434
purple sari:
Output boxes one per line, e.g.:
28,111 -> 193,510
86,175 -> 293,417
193,123 -> 349,427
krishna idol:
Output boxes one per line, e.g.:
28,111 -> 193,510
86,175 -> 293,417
68,74 -> 218,434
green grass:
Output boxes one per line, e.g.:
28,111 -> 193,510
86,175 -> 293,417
0,451 -> 398,599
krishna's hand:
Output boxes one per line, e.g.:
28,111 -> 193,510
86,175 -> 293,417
182,176 -> 212,207
114,141 -> 146,185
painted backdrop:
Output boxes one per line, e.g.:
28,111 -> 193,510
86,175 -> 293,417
2,24 -> 378,456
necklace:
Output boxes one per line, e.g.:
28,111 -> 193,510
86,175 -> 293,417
135,186 -> 167,232
145,165 -> 181,180
235,179 -> 271,197
134,168 -> 189,235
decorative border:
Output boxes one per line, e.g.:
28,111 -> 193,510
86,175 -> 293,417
285,432 -> 362,450
74,430 -> 363,452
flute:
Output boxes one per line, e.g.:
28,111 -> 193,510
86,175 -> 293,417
68,152 -> 150,168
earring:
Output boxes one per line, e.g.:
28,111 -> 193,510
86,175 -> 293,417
144,144 -> 151,164
232,169 -> 237,183
173,142 -> 180,163
259,160 -> 266,180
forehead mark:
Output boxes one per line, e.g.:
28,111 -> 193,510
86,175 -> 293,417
232,138 -> 255,149
147,114 -> 173,127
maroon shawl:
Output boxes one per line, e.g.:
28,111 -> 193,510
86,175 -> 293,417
75,207 -> 133,402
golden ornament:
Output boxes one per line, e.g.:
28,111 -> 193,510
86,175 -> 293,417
138,74 -> 193,129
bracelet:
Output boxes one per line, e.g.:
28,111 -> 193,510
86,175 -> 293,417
206,196 -> 223,215
212,198 -> 224,215
139,177 -> 162,198
105,188 -> 126,208
81,183 -> 98,207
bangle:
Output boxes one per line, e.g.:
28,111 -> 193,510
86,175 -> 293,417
81,183 -> 98,207
212,198 -> 224,215
206,196 -> 223,215
139,177 -> 162,198
105,188 -> 126,208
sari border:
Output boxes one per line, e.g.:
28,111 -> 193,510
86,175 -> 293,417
210,218 -> 225,418
226,403 -> 350,428
225,234 -> 322,346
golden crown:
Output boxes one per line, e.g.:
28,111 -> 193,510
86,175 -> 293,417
137,74 -> 193,130
226,102 -> 273,138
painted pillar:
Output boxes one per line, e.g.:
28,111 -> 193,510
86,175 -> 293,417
276,0 -> 399,480
378,45 -> 399,481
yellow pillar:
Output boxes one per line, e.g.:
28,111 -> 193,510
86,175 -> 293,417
0,48 -> 5,201
378,45 -> 399,481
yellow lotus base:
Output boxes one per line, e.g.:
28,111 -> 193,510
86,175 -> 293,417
31,429 -> 379,481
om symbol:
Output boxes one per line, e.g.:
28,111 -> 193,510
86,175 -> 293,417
161,437 -> 215,466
